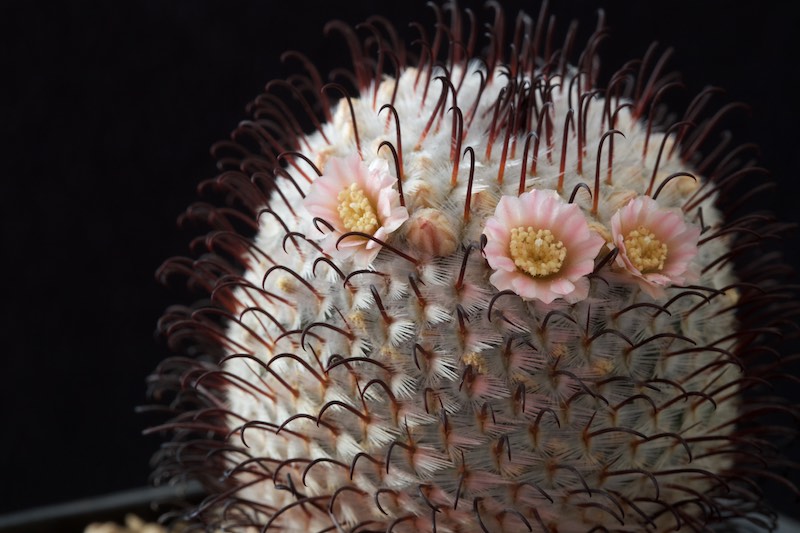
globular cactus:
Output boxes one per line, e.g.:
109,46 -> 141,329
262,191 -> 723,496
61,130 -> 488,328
148,3 -> 800,532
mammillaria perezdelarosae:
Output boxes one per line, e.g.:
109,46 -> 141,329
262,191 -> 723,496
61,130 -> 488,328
148,4 -> 800,531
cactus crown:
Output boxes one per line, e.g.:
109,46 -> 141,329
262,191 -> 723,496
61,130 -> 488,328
149,3 -> 799,532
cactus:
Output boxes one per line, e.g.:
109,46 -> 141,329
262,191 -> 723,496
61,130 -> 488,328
148,4 -> 799,532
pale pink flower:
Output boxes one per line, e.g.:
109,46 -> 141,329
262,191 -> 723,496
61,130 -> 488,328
304,154 -> 408,266
483,190 -> 605,304
610,196 -> 700,297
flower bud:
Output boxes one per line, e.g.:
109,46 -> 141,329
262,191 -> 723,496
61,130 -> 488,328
404,208 -> 459,257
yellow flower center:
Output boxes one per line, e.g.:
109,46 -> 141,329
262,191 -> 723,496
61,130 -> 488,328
623,226 -> 667,273
337,183 -> 379,234
509,227 -> 566,277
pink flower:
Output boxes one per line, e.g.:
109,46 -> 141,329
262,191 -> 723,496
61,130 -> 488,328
304,154 -> 408,266
483,190 -> 605,304
610,196 -> 700,297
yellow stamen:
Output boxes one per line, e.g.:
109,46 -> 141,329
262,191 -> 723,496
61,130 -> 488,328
509,227 -> 566,277
623,226 -> 667,273
337,183 -> 378,233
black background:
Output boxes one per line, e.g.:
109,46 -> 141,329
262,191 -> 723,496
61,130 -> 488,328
1,0 -> 799,521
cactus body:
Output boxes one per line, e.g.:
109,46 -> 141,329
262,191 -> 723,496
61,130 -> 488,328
151,5 -> 798,532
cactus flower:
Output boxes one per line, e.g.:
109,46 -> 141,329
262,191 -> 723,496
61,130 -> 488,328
484,190 -> 605,303
304,154 -> 409,266
611,195 -> 700,297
